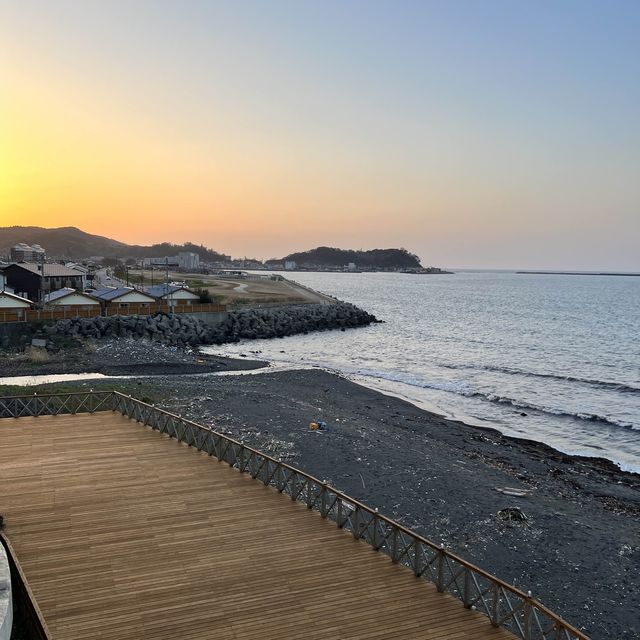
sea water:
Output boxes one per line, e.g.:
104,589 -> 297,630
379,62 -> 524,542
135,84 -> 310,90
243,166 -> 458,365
206,270 -> 640,472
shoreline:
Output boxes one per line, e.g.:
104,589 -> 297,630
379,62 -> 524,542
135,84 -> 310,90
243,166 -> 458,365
1,338 -> 636,479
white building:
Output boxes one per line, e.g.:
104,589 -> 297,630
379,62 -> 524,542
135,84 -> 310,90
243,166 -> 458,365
142,252 -> 200,271
0,291 -> 33,321
91,286 -> 157,312
284,261 -> 296,271
10,243 -> 46,262
177,252 -> 200,270
44,288 -> 101,310
145,284 -> 200,307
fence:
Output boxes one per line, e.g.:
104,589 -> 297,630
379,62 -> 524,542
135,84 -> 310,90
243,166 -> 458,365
0,391 -> 589,640
0,303 -> 226,323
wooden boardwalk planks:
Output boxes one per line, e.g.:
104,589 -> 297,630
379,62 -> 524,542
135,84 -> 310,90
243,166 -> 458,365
0,412 -> 515,639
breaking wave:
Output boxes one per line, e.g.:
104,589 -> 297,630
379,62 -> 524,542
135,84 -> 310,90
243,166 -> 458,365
436,362 -> 640,395
354,368 -> 637,431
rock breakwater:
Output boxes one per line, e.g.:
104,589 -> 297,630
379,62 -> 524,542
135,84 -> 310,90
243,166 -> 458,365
43,303 -> 378,347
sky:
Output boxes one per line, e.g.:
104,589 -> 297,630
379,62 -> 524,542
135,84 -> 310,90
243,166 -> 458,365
1,1 -> 639,270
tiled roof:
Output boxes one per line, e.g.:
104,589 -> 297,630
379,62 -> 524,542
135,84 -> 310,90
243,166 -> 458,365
145,284 -> 198,298
8,263 -> 85,277
44,288 -> 99,304
91,287 -> 155,301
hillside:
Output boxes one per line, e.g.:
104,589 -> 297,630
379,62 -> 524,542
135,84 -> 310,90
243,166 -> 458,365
0,226 -> 230,262
0,226 -> 127,258
271,246 -> 422,269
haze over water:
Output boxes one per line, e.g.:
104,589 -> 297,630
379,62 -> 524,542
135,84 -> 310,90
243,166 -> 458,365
210,271 -> 640,472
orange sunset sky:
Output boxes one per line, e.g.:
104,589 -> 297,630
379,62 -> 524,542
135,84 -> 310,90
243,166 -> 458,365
1,1 -> 639,269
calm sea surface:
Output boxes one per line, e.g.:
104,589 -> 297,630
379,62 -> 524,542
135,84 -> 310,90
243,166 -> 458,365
208,271 -> 640,472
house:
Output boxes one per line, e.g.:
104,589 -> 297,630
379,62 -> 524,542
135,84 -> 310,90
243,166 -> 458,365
0,290 -> 34,319
145,284 -> 200,307
91,287 -> 156,313
44,288 -> 101,311
3,263 -> 86,302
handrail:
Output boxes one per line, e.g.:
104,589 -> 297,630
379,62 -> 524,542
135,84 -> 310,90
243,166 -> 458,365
0,391 -> 590,640
0,533 -> 52,640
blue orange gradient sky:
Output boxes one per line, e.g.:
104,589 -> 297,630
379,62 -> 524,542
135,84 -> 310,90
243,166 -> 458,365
1,1 -> 639,269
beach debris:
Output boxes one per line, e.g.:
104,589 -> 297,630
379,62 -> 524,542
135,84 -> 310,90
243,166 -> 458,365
495,486 -> 532,497
497,507 -> 528,522
308,420 -> 330,432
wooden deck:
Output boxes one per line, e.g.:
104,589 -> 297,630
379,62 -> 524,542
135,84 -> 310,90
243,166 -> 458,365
0,412 -> 515,639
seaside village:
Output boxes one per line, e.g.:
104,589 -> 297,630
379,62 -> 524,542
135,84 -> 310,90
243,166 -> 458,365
0,243 -> 213,323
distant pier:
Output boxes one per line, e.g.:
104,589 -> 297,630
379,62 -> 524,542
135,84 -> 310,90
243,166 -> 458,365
517,271 -> 639,277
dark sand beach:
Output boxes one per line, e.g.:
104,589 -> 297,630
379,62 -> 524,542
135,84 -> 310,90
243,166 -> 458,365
1,341 -> 638,638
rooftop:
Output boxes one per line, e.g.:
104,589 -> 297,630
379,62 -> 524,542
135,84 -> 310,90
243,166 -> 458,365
7,262 -> 84,277
91,286 -> 154,301
145,284 -> 198,298
43,288 -> 98,303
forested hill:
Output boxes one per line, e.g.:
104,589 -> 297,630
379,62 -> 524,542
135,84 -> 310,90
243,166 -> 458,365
0,226 -> 231,262
273,247 -> 422,269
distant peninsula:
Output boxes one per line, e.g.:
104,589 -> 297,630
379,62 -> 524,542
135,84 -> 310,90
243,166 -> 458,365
267,246 -> 452,273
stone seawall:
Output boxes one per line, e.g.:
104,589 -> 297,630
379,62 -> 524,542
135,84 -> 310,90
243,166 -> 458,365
43,303 -> 378,347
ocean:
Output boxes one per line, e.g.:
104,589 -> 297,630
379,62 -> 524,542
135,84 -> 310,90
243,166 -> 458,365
207,270 -> 640,472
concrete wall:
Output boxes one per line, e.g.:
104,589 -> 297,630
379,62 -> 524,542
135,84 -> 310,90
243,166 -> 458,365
0,543 -> 12,640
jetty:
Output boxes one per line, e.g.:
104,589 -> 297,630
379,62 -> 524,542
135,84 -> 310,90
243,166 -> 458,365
0,392 -> 587,639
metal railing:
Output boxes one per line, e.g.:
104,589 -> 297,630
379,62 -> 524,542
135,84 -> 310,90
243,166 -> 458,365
0,392 -> 113,418
0,391 -> 589,640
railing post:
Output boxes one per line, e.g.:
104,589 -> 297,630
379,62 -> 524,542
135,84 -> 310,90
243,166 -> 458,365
523,591 -> 532,640
491,583 -> 499,626
391,526 -> 399,563
306,481 -> 314,509
238,443 -> 244,471
372,510 -> 379,548
320,486 -> 327,517
413,539 -> 421,576
352,506 -> 359,538
436,545 -> 445,592
463,568 -> 471,608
